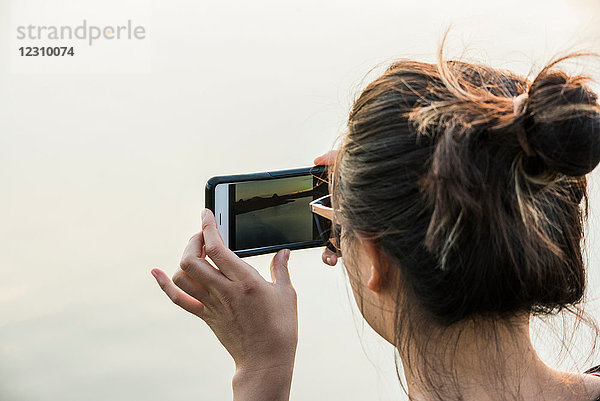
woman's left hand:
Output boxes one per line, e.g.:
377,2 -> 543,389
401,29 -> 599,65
151,209 -> 298,400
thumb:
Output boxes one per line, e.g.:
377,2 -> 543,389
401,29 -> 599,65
270,249 -> 291,286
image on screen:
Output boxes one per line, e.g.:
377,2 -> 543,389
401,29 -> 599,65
232,176 -> 316,251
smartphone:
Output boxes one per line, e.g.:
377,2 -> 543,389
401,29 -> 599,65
205,166 -> 329,257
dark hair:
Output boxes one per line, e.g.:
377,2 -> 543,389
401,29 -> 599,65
333,52 -> 600,327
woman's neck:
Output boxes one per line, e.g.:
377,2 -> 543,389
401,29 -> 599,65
398,316 -> 600,401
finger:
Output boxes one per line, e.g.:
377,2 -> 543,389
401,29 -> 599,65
151,269 -> 206,318
321,248 -> 338,266
201,209 -> 253,281
314,150 -> 339,166
181,233 -> 230,287
270,249 -> 291,286
188,232 -> 208,259
172,268 -> 211,305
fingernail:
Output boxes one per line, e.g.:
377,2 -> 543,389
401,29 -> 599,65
151,269 -> 159,279
326,257 -> 331,265
202,209 -> 209,220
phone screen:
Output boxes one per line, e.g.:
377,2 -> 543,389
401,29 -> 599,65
230,174 -> 328,251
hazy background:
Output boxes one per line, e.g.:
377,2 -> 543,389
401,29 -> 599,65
1,0 -> 600,400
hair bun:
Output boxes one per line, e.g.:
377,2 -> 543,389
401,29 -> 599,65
525,70 -> 600,176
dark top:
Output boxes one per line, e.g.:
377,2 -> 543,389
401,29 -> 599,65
588,365 -> 600,375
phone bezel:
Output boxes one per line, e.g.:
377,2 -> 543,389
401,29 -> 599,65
214,183 -> 230,248
205,166 -> 328,257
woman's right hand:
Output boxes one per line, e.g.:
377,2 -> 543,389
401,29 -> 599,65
314,150 -> 339,267
151,209 -> 298,401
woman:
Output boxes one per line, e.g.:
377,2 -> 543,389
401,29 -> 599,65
151,48 -> 600,400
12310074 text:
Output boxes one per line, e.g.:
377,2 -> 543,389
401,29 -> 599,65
19,47 -> 75,56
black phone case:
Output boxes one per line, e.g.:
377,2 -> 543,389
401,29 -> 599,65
205,166 -> 328,257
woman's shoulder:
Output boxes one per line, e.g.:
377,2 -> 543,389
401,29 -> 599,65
585,366 -> 600,401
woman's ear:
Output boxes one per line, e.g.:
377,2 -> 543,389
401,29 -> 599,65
361,239 -> 391,293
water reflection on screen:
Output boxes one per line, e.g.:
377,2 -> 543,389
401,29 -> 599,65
233,176 -> 314,250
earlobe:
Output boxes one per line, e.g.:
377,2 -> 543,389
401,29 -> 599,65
367,266 -> 384,292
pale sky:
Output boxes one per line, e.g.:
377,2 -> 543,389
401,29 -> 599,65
1,1 -> 599,400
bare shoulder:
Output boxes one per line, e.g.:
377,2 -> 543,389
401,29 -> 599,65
542,368 -> 600,401
582,372 -> 600,400
566,371 -> 600,401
